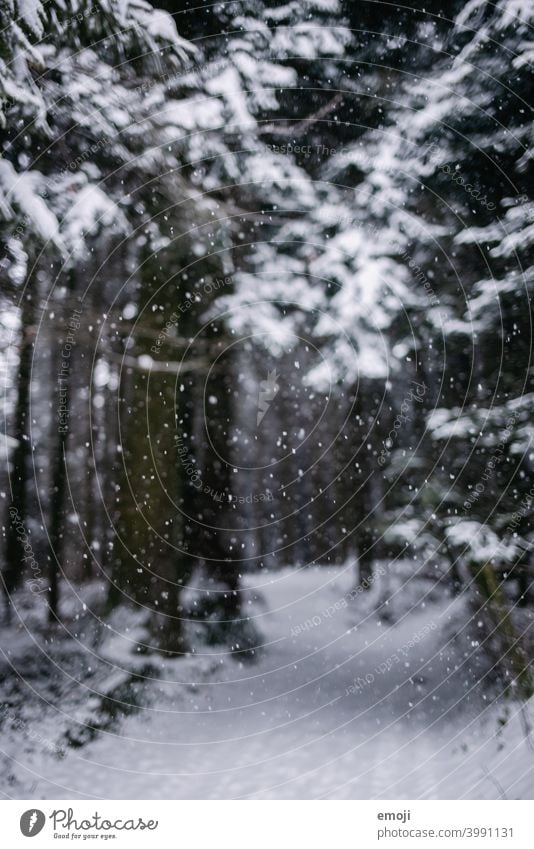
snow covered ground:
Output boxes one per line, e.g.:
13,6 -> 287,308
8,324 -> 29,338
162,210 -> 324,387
1,566 -> 533,799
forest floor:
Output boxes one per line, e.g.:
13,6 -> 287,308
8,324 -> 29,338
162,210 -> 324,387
1,566 -> 533,799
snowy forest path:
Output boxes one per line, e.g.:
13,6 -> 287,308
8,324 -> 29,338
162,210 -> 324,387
19,567 -> 534,799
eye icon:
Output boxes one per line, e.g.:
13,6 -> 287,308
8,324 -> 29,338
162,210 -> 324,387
20,809 -> 46,837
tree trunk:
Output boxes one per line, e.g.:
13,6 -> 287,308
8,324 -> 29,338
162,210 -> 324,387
471,560 -> 533,700
3,291 -> 34,615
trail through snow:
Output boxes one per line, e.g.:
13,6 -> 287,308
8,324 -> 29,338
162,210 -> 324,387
9,567 -> 534,799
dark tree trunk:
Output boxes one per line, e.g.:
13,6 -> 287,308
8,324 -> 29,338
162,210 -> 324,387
46,293 -> 80,622
108,266 -> 190,655
357,457 -> 384,589
197,339 -> 240,612
47,426 -> 68,622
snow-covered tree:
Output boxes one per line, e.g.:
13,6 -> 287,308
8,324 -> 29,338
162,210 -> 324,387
320,0 -> 534,686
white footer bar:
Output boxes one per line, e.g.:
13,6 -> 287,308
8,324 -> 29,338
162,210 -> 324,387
1,800 -> 531,847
